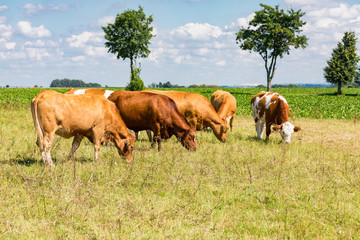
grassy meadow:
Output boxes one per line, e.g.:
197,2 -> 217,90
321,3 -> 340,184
0,87 -> 360,238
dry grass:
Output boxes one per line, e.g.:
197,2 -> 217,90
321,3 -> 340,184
0,108 -> 360,239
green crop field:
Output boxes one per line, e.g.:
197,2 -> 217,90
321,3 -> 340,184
0,87 -> 360,238
1,87 -> 360,119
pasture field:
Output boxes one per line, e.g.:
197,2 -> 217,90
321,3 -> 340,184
1,87 -> 360,119
0,87 -> 360,238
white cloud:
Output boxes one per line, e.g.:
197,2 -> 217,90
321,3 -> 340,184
92,16 -> 115,28
171,23 -> 223,41
196,48 -> 209,55
21,3 -> 68,17
0,5 -> 8,12
226,13 -> 255,30
17,21 -> 51,38
66,31 -> 103,48
85,46 -> 107,56
72,56 -> 85,62
5,42 -> 15,50
0,23 -> 12,38
25,47 -> 50,60
215,60 -> 226,66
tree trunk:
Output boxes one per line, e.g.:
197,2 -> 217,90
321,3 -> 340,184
337,82 -> 342,95
130,58 -> 135,81
267,78 -> 272,92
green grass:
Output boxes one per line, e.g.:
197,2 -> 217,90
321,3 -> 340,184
1,105 -> 360,238
1,87 -> 360,119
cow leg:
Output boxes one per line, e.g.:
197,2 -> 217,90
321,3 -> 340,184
256,121 -> 265,140
229,116 -> 234,131
146,130 -> 153,142
43,132 -> 55,167
93,140 -> 101,162
265,123 -> 271,141
92,128 -> 103,162
152,124 -> 162,151
68,135 -> 83,161
134,131 -> 139,140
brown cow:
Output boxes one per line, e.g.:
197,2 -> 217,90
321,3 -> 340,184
251,91 -> 301,143
108,91 -> 196,151
31,90 -> 135,166
142,89 -> 228,142
210,90 -> 237,131
66,88 -> 114,99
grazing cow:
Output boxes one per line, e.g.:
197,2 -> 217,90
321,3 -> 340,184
142,90 -> 228,142
210,90 -> 237,131
108,91 -> 196,151
251,91 -> 301,143
31,90 -> 135,166
65,88 -> 114,99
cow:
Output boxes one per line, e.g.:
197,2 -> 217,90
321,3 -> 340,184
251,91 -> 301,143
31,90 -> 135,166
107,91 -> 196,151
142,90 -> 228,142
210,90 -> 237,131
66,88 -> 114,99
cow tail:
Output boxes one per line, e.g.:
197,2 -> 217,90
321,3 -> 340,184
31,97 -> 44,151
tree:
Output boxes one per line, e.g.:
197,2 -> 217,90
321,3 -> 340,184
125,65 -> 144,91
102,5 -> 154,90
49,78 -> 101,88
324,32 -> 360,95
236,4 -> 308,92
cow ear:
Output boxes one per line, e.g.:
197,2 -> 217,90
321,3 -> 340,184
294,126 -> 301,132
272,125 -> 282,131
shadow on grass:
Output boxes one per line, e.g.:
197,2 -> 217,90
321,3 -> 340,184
7,157 -> 91,166
318,93 -> 360,97
245,136 -> 282,145
8,158 -> 39,166
246,136 -> 263,142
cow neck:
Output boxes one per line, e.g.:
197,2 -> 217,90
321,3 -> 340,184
216,102 -> 228,119
274,100 -> 290,125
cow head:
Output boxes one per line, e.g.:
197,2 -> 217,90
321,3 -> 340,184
113,132 -> 136,163
272,122 -> 301,143
213,121 -> 228,142
180,128 -> 196,151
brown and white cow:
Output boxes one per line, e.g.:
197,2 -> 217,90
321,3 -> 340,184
251,91 -> 301,143
66,88 -> 114,99
142,89 -> 228,142
211,90 -> 237,131
31,90 -> 135,166
108,91 -> 196,151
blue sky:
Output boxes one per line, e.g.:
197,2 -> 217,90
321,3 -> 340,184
1,0 -> 360,87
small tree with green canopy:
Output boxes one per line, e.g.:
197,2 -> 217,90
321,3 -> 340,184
236,4 -> 308,92
324,31 -> 360,95
102,5 -> 154,90
125,64 -> 144,91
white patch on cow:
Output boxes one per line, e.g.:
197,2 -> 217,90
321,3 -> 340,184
279,121 -> 294,143
252,95 -> 266,139
278,95 -> 288,105
225,116 -> 232,124
265,92 -> 278,109
104,90 -> 114,99
73,89 -> 85,95
255,121 -> 265,139
251,96 -> 262,120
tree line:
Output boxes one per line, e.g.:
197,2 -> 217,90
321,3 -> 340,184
50,79 -> 101,88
